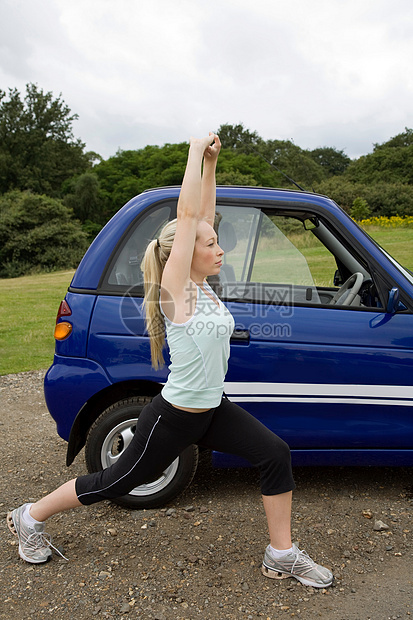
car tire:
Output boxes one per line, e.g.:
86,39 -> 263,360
84,396 -> 199,509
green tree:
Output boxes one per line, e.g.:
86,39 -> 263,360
216,170 -> 258,186
83,124 -> 413,226
217,124 -> 326,188
0,190 -> 89,277
217,148 -> 285,188
81,219 -> 103,243
361,183 -> 413,216
64,172 -> 102,222
315,177 -> 413,217
94,143 -> 190,219
217,123 -> 263,151
350,197 -> 371,221
0,83 -> 90,196
309,146 -> 351,176
374,127 -> 413,149
258,139 -> 325,188
345,128 -> 413,185
314,177 -> 360,212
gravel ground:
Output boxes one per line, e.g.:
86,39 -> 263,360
1,370 -> 412,620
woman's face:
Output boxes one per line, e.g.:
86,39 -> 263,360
191,221 -> 224,280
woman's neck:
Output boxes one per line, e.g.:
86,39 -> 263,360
191,276 -> 207,288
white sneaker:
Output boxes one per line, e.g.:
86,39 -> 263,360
261,543 -> 333,588
7,503 -> 67,563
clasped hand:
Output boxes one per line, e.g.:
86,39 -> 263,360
190,132 -> 221,162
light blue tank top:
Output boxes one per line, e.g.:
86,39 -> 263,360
161,282 -> 235,408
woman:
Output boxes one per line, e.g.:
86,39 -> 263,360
7,133 -> 333,588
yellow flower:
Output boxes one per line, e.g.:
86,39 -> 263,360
357,215 -> 413,228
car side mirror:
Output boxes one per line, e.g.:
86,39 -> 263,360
386,287 -> 400,314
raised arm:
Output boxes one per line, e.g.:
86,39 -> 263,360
161,134 -> 217,299
200,133 -> 221,225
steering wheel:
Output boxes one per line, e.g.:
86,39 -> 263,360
329,272 -> 364,306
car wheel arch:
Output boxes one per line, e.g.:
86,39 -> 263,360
66,380 -> 163,466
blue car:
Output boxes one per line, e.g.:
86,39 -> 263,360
45,186 -> 413,508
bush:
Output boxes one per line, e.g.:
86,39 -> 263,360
0,190 -> 89,277
315,178 -> 413,217
350,197 -> 371,221
82,219 -> 103,242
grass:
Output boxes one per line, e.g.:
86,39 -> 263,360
251,233 -> 336,287
1,226 -> 412,376
0,270 -> 74,375
361,226 -> 413,271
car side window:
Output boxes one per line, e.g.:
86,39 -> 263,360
211,205 -> 382,309
250,214 -> 327,286
106,205 -> 172,290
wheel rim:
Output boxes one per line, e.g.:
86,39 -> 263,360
100,417 -> 179,497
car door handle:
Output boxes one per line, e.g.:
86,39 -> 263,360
230,329 -> 250,344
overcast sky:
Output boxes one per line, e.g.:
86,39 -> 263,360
1,0 -> 413,160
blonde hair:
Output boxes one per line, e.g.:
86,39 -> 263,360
142,218 -> 177,369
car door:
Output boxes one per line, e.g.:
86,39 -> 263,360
212,203 -> 413,456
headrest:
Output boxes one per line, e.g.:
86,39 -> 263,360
218,221 -> 237,253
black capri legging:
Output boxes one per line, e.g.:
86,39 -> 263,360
75,394 -> 295,505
